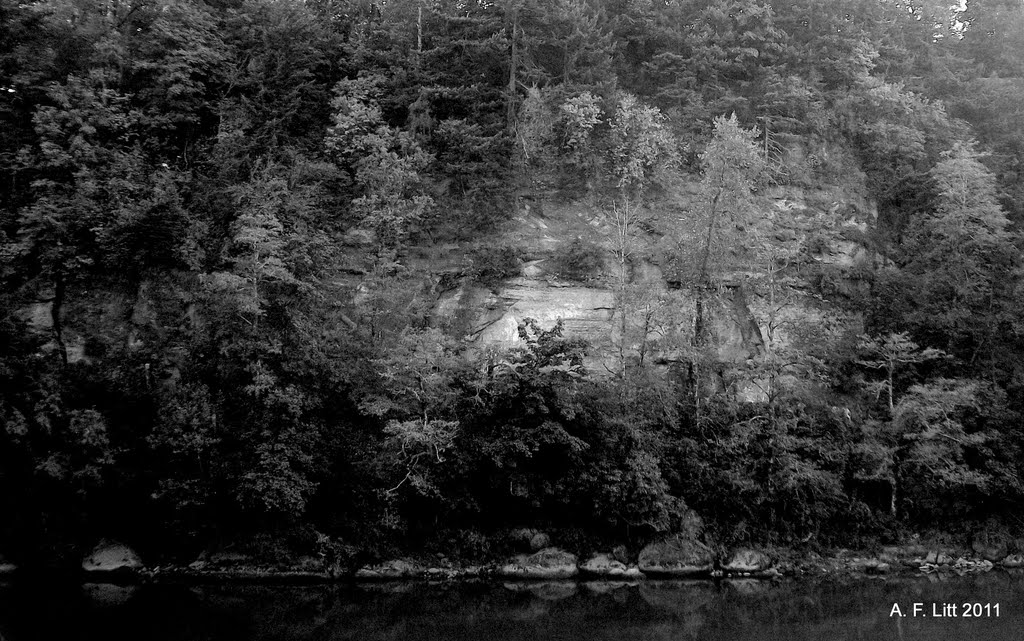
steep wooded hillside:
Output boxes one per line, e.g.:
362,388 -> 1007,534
2,0 -> 1024,565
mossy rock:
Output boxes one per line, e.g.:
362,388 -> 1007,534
499,547 -> 578,580
638,538 -> 714,577
721,548 -> 773,574
82,541 -> 144,575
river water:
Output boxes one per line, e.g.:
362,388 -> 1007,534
1,573 -> 1022,640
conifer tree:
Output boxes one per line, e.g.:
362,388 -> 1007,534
902,143 -> 1018,369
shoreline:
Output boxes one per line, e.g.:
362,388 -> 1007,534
11,544 -> 1019,586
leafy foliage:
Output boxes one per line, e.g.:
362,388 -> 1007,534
3,0 -> 1024,564
552,237 -> 604,282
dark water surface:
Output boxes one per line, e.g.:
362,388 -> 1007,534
2,573 -> 1023,641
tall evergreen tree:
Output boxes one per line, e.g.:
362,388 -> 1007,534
900,143 -> 1019,371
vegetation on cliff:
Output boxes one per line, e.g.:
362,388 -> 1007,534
2,0 -> 1024,567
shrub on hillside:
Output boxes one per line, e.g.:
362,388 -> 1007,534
470,245 -> 522,284
552,238 -> 604,282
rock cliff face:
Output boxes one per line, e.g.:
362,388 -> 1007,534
438,280 -> 616,346
14,174 -> 874,406
433,179 -> 876,398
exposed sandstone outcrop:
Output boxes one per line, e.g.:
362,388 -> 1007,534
434,183 -> 873,401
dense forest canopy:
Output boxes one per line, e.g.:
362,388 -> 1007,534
2,0 -> 1024,566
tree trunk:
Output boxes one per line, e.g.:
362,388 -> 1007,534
887,360 -> 894,415
615,199 -> 632,377
52,276 -> 68,366
698,177 -> 725,286
890,473 -> 899,518
730,283 -> 765,356
691,290 -> 708,415
506,4 -> 519,134
890,447 -> 902,519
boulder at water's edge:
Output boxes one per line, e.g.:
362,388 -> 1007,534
638,538 -> 715,577
721,548 -> 773,574
355,559 -> 421,580
500,547 -> 578,579
82,541 -> 144,574
0,556 -> 16,576
580,553 -> 644,579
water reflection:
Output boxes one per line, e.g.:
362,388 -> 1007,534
2,573 -> 1023,641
